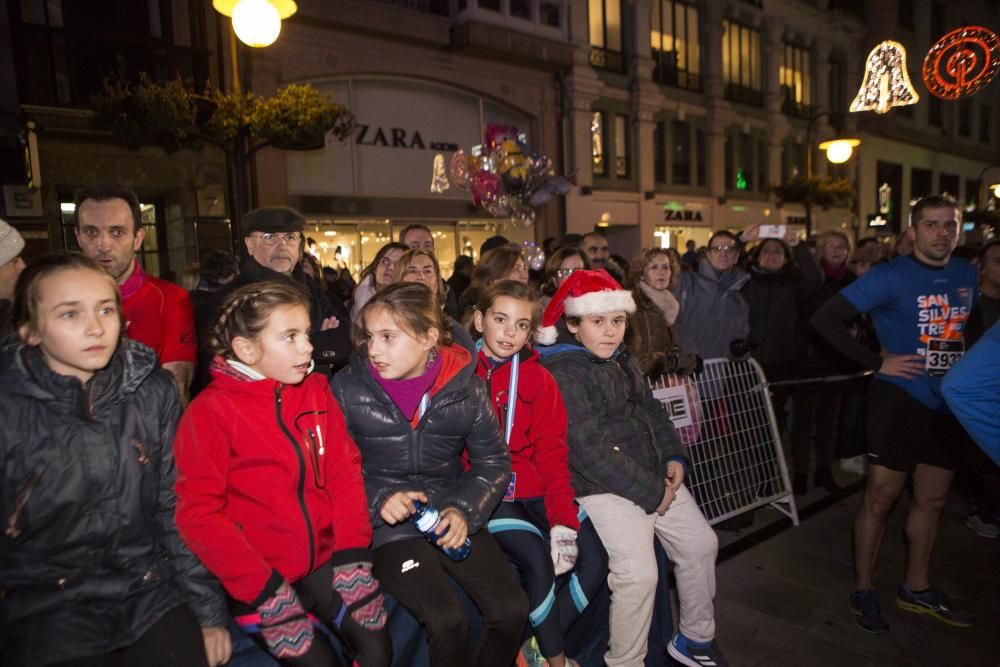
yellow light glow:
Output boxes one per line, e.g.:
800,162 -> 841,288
850,41 -> 920,114
232,0 -> 281,47
819,138 -> 861,164
992,183 -> 1000,198
213,0 -> 297,18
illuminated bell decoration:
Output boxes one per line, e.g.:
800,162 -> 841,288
923,26 -> 1000,100
850,41 -> 920,114
818,138 -> 860,164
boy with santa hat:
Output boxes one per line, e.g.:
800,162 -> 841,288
536,269 -> 726,667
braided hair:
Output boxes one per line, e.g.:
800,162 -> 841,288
211,281 -> 311,359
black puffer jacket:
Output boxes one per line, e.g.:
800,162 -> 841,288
539,332 -> 687,513
0,338 -> 225,666
330,345 -> 510,548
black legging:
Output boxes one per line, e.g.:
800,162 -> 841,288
231,560 -> 392,667
51,604 -> 209,667
488,498 -> 608,660
373,531 -> 529,667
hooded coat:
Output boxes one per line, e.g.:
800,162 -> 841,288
671,259 -> 750,359
0,338 -> 225,666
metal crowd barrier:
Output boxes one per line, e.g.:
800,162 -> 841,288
649,357 -> 800,527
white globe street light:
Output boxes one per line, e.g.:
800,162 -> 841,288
819,138 -> 861,165
232,0 -> 281,47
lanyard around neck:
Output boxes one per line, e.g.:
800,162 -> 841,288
471,340 -> 520,443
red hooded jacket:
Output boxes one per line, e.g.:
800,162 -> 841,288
174,361 -> 372,606
475,348 -> 579,530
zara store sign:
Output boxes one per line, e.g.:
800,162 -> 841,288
286,78 -> 528,199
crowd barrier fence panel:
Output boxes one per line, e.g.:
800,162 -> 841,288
649,357 -> 799,527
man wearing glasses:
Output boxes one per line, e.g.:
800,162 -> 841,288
75,184 -> 197,406
193,206 -> 351,394
671,230 -> 751,361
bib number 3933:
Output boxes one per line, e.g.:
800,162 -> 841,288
925,338 -> 964,377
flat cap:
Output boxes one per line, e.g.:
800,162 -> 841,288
242,206 -> 306,236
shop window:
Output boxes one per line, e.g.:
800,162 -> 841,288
981,105 -> 992,143
591,111 -> 607,176
780,43 -> 812,118
60,200 -> 163,277
722,21 -> 762,106
614,114 -> 629,178
671,120 -> 691,185
725,128 -> 768,195
939,173 -> 959,199
654,121 -> 667,184
589,0 -> 624,71
651,0 -> 701,91
911,167 -> 932,200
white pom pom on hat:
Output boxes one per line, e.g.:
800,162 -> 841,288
535,269 -> 635,345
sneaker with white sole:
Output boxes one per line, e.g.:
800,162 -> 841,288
965,514 -> 1000,539
667,632 -> 729,667
896,586 -> 975,628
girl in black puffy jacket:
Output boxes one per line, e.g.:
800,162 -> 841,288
0,254 -> 228,667
331,282 -> 528,667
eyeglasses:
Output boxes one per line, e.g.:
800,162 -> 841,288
556,268 -> 579,278
255,232 -> 301,246
709,244 -> 738,254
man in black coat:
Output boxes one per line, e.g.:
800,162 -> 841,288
192,206 -> 352,395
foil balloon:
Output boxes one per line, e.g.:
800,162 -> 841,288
448,150 -> 471,191
472,170 -> 502,209
430,153 -> 450,193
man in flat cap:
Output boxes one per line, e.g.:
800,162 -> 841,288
192,206 -> 350,395
0,218 -> 27,337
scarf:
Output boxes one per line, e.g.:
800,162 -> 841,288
371,350 -> 443,420
820,259 -> 849,282
638,281 -> 679,326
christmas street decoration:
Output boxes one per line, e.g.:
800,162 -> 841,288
850,41 -> 920,114
923,26 -> 1000,100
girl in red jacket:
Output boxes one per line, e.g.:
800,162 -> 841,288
472,280 -> 608,667
174,281 -> 390,666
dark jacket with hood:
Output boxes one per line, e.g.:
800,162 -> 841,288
193,257 -> 353,395
672,258 -> 750,359
626,286 -> 700,378
0,338 -> 225,667
741,242 -> 822,377
539,331 -> 687,513
330,344 -> 510,548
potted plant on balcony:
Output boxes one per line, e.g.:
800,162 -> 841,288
772,175 -> 855,235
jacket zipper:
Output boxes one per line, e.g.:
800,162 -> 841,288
275,386 -> 316,573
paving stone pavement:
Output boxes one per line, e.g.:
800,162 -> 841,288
710,489 -> 1000,667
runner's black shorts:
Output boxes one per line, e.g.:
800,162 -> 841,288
866,379 -> 963,472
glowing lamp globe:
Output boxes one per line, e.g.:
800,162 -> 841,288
232,0 -> 281,47
992,183 -> 1000,199
819,138 -> 861,164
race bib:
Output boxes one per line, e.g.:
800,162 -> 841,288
925,338 -> 964,377
502,472 -> 517,502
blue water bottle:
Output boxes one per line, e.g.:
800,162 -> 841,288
411,500 -> 472,561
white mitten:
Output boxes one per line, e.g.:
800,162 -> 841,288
550,525 -> 579,576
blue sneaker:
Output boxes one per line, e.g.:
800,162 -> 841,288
896,587 -> 975,628
668,632 -> 729,667
849,588 -> 889,634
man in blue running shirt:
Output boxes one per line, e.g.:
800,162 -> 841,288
812,195 -> 978,635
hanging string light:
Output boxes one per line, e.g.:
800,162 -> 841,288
850,40 -> 920,114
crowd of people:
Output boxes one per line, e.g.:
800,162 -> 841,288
0,185 -> 996,667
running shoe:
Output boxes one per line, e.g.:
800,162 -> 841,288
667,632 -> 729,667
849,588 -> 890,635
965,514 -> 1000,539
896,587 -> 975,627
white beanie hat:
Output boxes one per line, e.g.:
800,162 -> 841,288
0,218 -> 25,267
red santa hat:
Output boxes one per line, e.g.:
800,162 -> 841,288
535,269 -> 635,345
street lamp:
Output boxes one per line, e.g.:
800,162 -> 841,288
818,138 -> 861,165
805,111 -> 861,177
213,0 -> 297,48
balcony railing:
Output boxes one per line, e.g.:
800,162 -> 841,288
370,0 -> 449,15
725,83 -> 764,107
652,51 -> 702,92
590,46 -> 625,73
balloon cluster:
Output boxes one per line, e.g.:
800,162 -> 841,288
448,124 -> 573,228
522,241 -> 546,272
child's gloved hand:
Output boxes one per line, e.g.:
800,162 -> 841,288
256,582 -> 314,659
550,525 -> 579,576
332,562 -> 388,630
